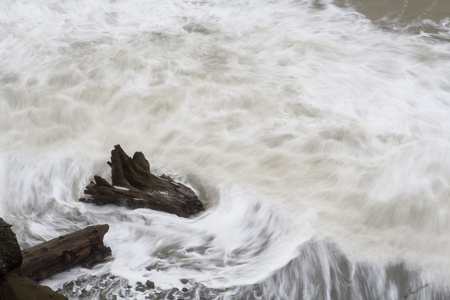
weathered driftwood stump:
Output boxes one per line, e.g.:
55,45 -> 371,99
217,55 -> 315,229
21,225 -> 111,282
80,145 -> 204,218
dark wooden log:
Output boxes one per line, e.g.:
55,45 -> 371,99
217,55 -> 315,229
21,225 -> 111,282
79,145 -> 204,218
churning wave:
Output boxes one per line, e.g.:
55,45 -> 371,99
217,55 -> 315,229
1,0 -> 450,299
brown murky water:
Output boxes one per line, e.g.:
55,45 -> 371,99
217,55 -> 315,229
334,0 -> 450,23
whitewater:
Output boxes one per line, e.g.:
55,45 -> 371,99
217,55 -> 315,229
1,0 -> 450,299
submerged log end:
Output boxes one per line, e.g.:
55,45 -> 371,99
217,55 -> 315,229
81,244 -> 112,268
188,198 -> 205,215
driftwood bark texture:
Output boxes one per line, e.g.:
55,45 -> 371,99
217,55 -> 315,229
21,224 -> 111,282
80,145 -> 204,218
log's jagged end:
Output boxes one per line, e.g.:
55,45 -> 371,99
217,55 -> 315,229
80,145 -> 205,218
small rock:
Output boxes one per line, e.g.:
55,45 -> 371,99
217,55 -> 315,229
135,282 -> 146,292
80,289 -> 89,297
167,287 -> 179,299
146,280 -> 155,289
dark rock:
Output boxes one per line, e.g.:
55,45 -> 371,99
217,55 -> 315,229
0,268 -> 67,300
0,219 -> 68,299
180,278 -> 189,284
0,219 -> 22,280
80,288 -> 89,297
135,282 -> 146,292
146,280 -> 155,289
166,287 -> 179,300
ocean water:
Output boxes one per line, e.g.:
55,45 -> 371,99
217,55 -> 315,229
1,0 -> 450,299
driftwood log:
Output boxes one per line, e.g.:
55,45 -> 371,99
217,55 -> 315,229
80,145 -> 204,218
21,225 -> 111,282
